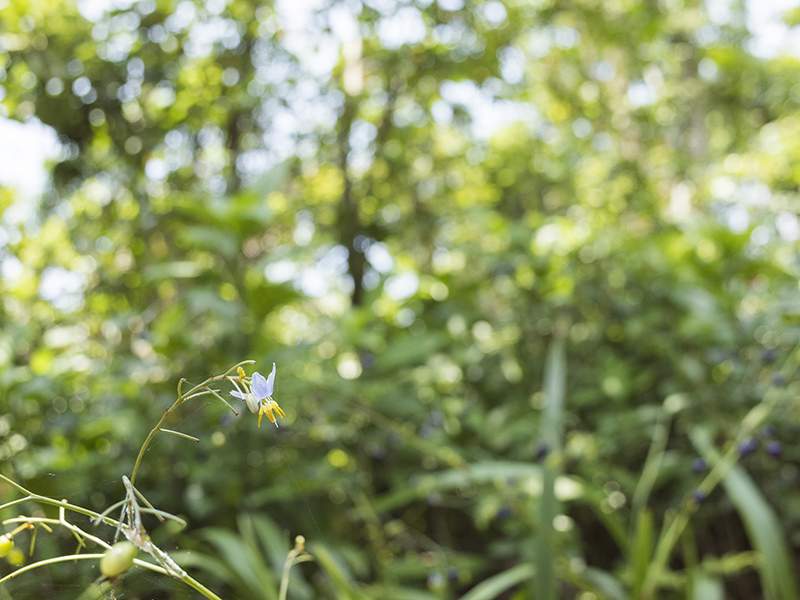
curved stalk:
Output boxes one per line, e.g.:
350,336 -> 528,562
129,360 -> 253,485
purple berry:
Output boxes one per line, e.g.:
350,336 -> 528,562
495,506 -> 512,519
535,441 -> 549,461
691,490 -> 707,503
737,438 -> 758,456
692,458 -> 707,473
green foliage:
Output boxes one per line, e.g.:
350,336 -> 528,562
2,0 -> 800,598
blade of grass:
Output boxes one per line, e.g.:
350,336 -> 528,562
535,331 -> 567,600
630,407 -> 670,530
630,509 -> 654,598
691,427 -> 799,600
311,543 -> 360,600
460,564 -> 535,600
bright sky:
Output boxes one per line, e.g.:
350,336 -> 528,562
0,117 -> 60,198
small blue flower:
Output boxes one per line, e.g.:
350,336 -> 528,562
691,458 -> 707,473
691,489 -> 707,504
231,364 -> 284,427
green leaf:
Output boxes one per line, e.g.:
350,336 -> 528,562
311,543 -> 360,600
459,564 -> 535,600
536,333 -> 567,600
630,509 -> 654,598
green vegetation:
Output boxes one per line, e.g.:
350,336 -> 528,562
1,0 -> 799,598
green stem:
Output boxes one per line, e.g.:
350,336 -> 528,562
0,554 -> 106,585
129,360 -> 253,485
278,551 -> 314,600
179,573 -> 227,600
0,476 -> 120,527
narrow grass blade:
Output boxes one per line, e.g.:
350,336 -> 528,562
536,333 -> 567,600
311,543 -> 360,600
691,427 -> 799,600
630,509 -> 654,598
459,564 -> 535,600
630,407 -> 670,528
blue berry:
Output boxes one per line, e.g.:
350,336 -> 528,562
737,438 -> 758,456
766,441 -> 783,457
691,490 -> 707,503
691,458 -> 707,473
495,506 -> 513,519
534,441 -> 549,461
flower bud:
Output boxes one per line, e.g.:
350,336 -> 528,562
100,541 -> 137,577
0,534 -> 13,558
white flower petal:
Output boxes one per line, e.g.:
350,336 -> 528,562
251,371 -> 270,399
264,363 -> 276,396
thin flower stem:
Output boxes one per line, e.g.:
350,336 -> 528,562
0,473 -> 31,496
2,517 -> 111,550
0,476 -> 121,528
0,554 -> 106,584
179,573 -> 227,600
159,428 -> 200,443
203,387 -> 239,415
278,551 -> 314,600
129,360 -> 254,485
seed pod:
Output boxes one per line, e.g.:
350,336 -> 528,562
0,534 -> 13,558
100,541 -> 137,577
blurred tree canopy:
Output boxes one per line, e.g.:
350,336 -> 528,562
1,0 -> 800,598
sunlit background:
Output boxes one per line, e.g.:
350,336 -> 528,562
2,0 -> 800,598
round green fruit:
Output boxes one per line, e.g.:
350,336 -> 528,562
0,534 -> 13,557
100,541 -> 137,577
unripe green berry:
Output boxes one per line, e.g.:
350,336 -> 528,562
100,541 -> 137,577
0,534 -> 13,557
